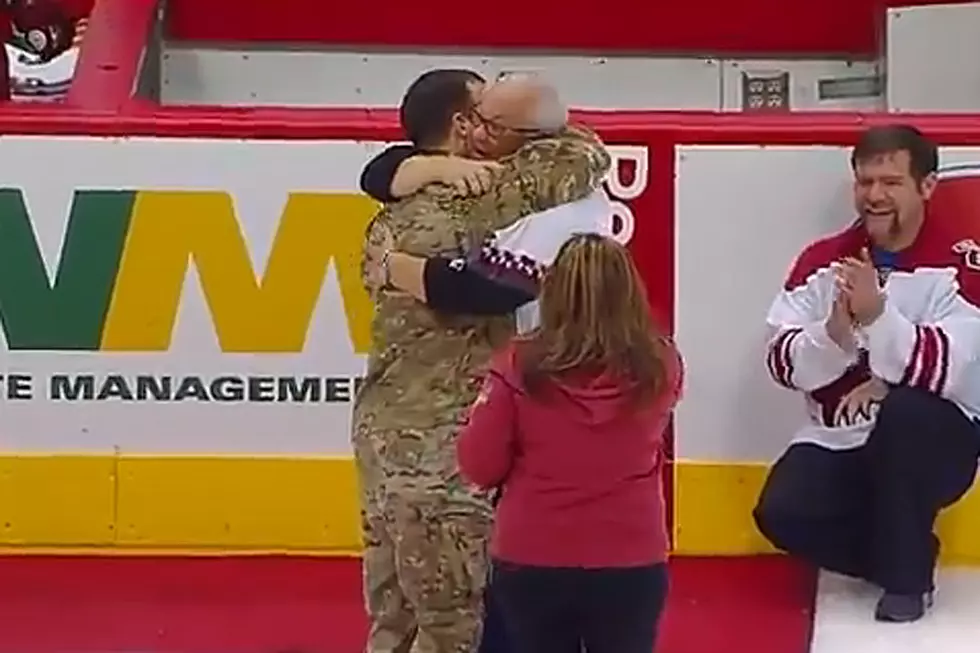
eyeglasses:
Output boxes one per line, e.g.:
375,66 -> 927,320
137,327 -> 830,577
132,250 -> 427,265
469,107 -> 543,138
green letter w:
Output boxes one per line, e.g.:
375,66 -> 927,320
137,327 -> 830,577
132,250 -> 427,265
0,189 -> 134,350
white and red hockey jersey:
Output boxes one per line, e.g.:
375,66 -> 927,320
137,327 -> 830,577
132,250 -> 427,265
766,166 -> 980,450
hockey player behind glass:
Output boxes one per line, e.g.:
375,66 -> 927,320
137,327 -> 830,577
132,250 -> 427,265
753,124 -> 980,623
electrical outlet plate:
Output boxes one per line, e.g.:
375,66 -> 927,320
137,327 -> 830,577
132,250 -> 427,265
741,70 -> 790,111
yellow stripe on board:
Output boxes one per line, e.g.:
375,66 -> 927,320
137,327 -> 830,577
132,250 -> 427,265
0,454 -> 116,546
2,455 -> 980,563
0,454 -> 360,552
672,461 -> 776,556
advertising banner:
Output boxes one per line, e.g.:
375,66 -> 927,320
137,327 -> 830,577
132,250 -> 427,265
2,125 -> 980,555
0,136 -> 666,457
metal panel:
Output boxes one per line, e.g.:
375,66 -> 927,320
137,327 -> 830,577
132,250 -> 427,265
886,4 -> 980,112
160,48 -> 724,110
722,59 -> 884,112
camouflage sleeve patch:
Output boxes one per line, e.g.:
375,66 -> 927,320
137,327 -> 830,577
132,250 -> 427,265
362,207 -> 393,296
475,127 -> 608,235
390,191 -> 475,258
510,124 -> 612,210
460,125 -> 611,239
425,126 -> 612,256
417,188 -> 500,256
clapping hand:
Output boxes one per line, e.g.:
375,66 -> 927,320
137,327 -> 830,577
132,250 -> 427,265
826,289 -> 856,353
834,248 -> 885,327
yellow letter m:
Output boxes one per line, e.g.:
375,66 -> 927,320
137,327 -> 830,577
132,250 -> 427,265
100,191 -> 377,354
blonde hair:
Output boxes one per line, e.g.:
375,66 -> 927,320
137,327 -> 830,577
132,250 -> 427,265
518,233 -> 670,407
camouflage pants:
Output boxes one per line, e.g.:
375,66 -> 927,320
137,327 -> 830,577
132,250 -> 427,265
355,434 -> 493,653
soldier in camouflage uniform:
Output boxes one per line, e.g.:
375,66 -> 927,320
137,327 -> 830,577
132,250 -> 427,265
353,76 -> 611,653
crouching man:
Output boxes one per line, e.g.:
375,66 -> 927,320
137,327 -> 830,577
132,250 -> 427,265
754,125 -> 980,623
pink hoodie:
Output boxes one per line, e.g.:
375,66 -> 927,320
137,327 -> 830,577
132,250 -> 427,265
457,342 -> 683,568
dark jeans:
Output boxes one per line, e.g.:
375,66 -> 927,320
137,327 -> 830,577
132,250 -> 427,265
754,386 -> 980,594
478,579 -> 511,653
479,488 -> 511,653
491,561 -> 668,653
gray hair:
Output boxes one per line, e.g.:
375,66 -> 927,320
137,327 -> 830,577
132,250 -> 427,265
495,71 -> 568,133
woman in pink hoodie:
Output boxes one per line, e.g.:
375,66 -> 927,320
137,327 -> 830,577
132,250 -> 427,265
457,233 -> 683,653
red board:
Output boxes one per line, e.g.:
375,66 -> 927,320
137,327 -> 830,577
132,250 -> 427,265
166,0 -> 971,57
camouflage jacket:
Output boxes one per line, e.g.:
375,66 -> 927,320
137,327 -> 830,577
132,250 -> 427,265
352,125 -> 611,485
